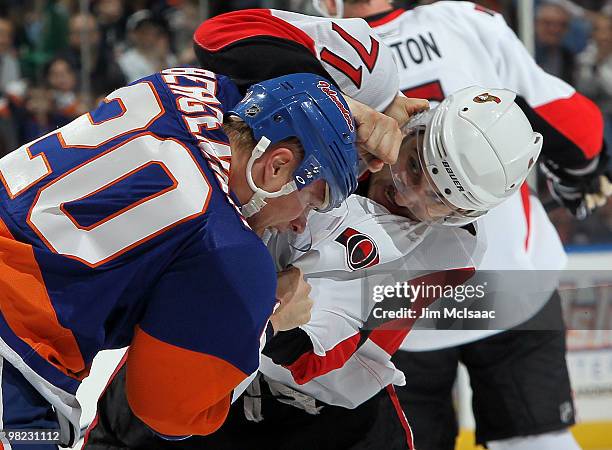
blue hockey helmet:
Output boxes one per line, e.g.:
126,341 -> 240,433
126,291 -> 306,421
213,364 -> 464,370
229,73 -> 359,214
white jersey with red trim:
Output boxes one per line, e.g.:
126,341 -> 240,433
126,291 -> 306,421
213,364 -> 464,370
374,2 -> 577,107
260,195 -> 486,408
194,8 -> 399,111
364,2 -> 573,350
192,5 -> 603,406
271,9 -> 399,111
192,6 -> 487,411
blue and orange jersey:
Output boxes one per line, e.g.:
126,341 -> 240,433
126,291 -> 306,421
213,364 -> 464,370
0,68 -> 277,436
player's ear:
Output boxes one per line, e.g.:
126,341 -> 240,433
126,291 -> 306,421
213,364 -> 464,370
324,0 -> 338,16
261,146 -> 296,190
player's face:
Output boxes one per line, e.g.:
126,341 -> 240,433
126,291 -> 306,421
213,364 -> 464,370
261,178 -> 328,233
242,143 -> 330,236
367,132 -> 454,222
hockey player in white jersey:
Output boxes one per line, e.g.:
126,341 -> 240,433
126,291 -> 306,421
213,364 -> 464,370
191,3 -> 609,448
312,1 -> 612,449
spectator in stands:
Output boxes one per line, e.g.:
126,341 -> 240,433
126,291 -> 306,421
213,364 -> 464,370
0,16 -> 19,156
576,14 -> 612,140
118,10 -> 177,83
44,56 -> 87,120
12,85 -> 71,144
166,0 -> 200,66
536,3 -> 576,84
0,17 -> 19,95
64,13 -> 125,103
17,0 -> 69,79
93,0 -> 128,55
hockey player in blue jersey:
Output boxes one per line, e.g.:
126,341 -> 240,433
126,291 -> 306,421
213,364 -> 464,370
0,68 -> 375,448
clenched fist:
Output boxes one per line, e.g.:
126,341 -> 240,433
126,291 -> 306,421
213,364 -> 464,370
345,95 -> 429,172
270,266 -> 314,333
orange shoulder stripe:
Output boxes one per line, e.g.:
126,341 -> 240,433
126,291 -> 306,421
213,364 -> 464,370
0,217 -> 86,378
126,326 -> 248,437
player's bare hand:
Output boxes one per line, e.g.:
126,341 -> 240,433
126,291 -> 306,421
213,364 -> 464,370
383,94 -> 430,128
345,96 -> 401,172
270,266 -> 313,332
345,96 -> 428,172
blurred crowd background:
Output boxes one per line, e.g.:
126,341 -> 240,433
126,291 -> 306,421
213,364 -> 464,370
0,0 -> 610,248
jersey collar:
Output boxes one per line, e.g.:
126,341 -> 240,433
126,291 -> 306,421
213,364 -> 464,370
363,8 -> 406,27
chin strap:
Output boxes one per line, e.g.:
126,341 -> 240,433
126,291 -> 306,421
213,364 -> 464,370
241,136 -> 299,218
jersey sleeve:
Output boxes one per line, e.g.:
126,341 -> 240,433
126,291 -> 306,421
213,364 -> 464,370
263,276 -> 367,385
125,232 -> 276,437
193,9 -> 399,111
460,2 -> 605,168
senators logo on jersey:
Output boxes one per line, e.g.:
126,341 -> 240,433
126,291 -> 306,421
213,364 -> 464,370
473,93 -> 501,104
335,227 -> 379,271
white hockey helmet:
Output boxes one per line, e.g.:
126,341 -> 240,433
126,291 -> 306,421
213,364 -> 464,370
312,0 -> 344,17
390,86 -> 543,226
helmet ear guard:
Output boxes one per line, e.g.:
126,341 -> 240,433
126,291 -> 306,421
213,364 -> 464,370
240,136 -> 301,218
393,86 -> 543,226
229,73 -> 359,217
